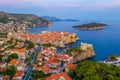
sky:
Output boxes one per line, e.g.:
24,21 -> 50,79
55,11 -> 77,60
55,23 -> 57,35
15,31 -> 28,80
0,0 -> 120,21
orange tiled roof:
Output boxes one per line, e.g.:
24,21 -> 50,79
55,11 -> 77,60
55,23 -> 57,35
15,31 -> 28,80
45,72 -> 72,80
34,64 -> 43,70
16,31 -> 75,43
9,59 -> 19,66
12,71 -> 24,80
0,68 -> 7,72
17,61 -> 24,67
50,67 -> 60,71
3,75 -> 10,80
37,53 -> 42,60
66,62 -> 77,70
42,67 -> 49,73
13,48 -> 26,53
49,60 -> 60,64
37,78 -> 41,80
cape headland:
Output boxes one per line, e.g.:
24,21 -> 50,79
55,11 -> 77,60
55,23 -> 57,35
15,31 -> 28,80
69,42 -> 96,63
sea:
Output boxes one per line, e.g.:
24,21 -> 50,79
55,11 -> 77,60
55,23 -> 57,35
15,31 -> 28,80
27,21 -> 120,61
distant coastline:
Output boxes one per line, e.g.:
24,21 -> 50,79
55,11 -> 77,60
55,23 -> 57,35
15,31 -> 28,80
41,16 -> 79,22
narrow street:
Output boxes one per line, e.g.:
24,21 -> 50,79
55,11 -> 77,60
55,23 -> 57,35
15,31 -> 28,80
24,46 -> 42,80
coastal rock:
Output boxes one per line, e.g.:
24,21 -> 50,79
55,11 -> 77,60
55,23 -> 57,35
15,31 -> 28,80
64,34 -> 80,44
71,42 -> 96,63
54,41 -> 65,48
40,31 -> 79,47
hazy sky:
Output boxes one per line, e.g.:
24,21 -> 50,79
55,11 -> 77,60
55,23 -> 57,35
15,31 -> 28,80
0,0 -> 120,20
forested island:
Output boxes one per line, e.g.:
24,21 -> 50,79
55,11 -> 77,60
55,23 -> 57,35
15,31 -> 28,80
73,22 -> 107,30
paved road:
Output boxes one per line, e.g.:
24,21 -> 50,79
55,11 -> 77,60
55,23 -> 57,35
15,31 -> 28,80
24,46 -> 42,80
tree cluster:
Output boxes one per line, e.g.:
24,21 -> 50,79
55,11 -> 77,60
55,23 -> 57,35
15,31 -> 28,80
69,60 -> 120,80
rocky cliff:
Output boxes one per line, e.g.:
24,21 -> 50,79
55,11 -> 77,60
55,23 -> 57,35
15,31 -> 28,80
55,33 -> 79,47
70,43 -> 96,63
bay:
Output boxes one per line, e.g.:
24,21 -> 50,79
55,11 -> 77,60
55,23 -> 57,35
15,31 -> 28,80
27,21 -> 120,61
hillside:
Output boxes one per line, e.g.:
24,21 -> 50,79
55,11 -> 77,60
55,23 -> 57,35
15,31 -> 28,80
0,12 -> 51,27
10,14 -> 51,26
0,12 -> 17,23
73,22 -> 107,30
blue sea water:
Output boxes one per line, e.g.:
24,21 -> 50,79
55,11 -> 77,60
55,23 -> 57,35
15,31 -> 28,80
27,21 -> 120,61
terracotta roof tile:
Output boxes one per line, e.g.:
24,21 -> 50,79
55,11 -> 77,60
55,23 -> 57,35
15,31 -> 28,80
0,68 -> 7,72
9,59 -> 19,66
45,72 -> 72,80
12,71 -> 24,80
3,75 -> 10,80
66,62 -> 77,70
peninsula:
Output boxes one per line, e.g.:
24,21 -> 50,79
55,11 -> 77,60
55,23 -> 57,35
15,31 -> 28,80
69,42 -> 96,63
10,31 -> 80,48
73,22 -> 107,30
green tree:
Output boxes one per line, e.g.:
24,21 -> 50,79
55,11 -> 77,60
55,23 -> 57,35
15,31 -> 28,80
0,54 -> 2,62
25,57 -> 31,65
5,66 -> 16,80
68,60 -> 120,80
42,43 -> 53,48
7,53 -> 18,62
70,36 -> 73,41
7,38 -> 13,44
31,70 -> 48,79
69,47 -> 83,57
26,40 -> 34,49
105,75 -> 114,80
109,54 -> 117,61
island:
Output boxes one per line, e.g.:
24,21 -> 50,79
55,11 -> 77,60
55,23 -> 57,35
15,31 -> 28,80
73,22 -> 107,30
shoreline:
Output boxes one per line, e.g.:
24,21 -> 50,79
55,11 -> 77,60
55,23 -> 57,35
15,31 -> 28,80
26,21 -> 120,61
73,27 -> 104,30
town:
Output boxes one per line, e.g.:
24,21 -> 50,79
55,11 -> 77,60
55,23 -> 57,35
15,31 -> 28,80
0,16 -> 119,80
0,30 -> 82,80
11,31 -> 79,48
0,27 -> 97,80
1,0 -> 120,80
0,33 -> 36,80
